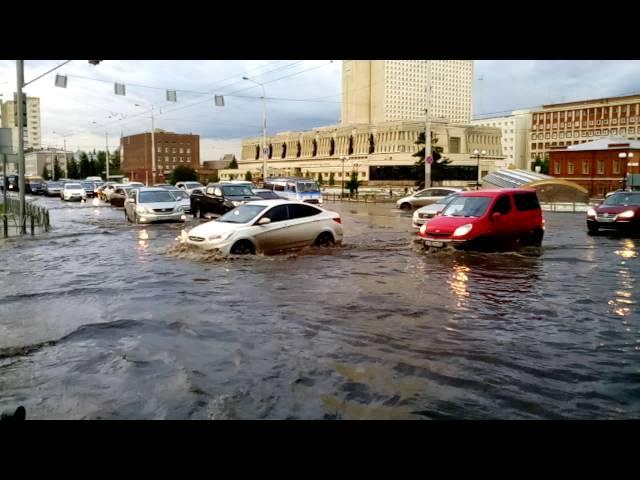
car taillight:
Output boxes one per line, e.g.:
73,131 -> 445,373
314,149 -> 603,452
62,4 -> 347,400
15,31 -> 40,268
332,217 -> 342,224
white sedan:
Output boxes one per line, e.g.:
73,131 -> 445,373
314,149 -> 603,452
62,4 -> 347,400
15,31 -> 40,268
412,192 -> 459,228
184,200 -> 343,255
60,183 -> 87,201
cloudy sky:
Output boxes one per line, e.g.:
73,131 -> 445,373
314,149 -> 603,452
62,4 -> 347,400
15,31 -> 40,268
0,60 -> 639,159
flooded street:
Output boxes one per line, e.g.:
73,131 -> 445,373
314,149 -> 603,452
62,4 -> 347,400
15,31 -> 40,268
1,196 -> 639,419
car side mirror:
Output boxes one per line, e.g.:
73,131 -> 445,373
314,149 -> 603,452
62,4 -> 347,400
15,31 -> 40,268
491,212 -> 501,221
257,217 -> 271,225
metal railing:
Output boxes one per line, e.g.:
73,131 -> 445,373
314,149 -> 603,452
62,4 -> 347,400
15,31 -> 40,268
1,196 -> 50,237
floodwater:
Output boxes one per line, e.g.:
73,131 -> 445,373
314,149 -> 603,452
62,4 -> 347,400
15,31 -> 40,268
0,196 -> 639,419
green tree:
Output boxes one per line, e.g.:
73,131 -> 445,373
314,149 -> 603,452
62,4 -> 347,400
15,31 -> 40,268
53,157 -> 63,180
207,173 -> 219,183
412,131 -> 451,189
305,170 -> 310,178
317,172 -> 324,185
245,170 -> 253,181
329,172 -> 335,186
229,174 -> 236,180
345,171 -> 361,195
79,152 -> 90,179
228,157 -> 238,169
169,165 -> 198,185
67,157 -> 79,179
531,154 -> 549,174
41,163 -> 50,181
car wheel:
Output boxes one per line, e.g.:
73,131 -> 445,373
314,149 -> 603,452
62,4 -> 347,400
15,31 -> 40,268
315,231 -> 335,247
192,205 -> 199,219
230,240 -> 255,255
134,212 -> 139,225
587,223 -> 599,234
529,228 -> 544,246
400,202 -> 411,210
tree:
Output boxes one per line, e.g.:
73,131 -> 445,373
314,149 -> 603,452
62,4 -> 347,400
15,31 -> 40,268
41,163 -> 50,181
412,131 -> 451,189
329,172 -> 335,186
318,172 -> 324,185
67,157 -> 79,179
229,174 -> 236,180
169,165 -> 198,185
208,173 -> 219,183
245,171 -> 253,181
228,157 -> 238,169
531,154 -> 549,174
345,171 -> 361,195
53,157 -> 63,180
79,152 -> 90,179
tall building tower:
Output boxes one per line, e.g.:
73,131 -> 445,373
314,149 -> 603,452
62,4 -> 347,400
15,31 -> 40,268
341,60 -> 473,125
0,96 -> 42,149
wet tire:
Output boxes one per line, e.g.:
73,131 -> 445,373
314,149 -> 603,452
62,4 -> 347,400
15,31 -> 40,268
400,203 -> 411,210
192,205 -> 199,219
315,232 -> 335,247
230,240 -> 255,255
528,228 -> 544,246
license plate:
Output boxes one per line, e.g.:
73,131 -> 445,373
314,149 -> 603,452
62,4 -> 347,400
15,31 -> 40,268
426,240 -> 444,248
598,217 -> 614,222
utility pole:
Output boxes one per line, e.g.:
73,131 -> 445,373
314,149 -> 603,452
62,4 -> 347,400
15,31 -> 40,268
151,106 -> 156,185
424,60 -> 432,190
16,60 -> 26,234
105,131 -> 110,181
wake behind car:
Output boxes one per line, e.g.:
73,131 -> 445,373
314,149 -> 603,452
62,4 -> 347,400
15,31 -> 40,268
60,183 -> 87,201
418,189 -> 544,251
184,200 -> 343,255
412,192 -> 459,229
587,191 -> 640,233
396,187 -> 462,210
124,187 -> 186,224
190,183 -> 263,218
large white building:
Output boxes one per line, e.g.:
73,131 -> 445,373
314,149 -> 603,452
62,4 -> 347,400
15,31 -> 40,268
470,109 -> 533,170
342,60 -> 473,125
0,96 -> 42,150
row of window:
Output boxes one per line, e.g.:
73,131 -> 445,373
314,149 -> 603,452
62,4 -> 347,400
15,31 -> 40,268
533,127 -> 635,140
158,156 -> 191,163
534,105 -> 640,122
556,159 -> 620,175
157,146 -> 191,154
534,118 -> 635,129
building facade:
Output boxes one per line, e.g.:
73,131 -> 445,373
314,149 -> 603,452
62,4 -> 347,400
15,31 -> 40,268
530,94 -> 640,162
121,130 -> 200,184
0,96 -> 42,150
548,137 -> 640,197
228,120 -> 502,187
25,148 -> 69,178
342,60 -> 473,125
470,109 -> 533,170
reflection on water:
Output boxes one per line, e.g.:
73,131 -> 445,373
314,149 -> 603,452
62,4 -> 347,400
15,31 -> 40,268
449,264 -> 470,304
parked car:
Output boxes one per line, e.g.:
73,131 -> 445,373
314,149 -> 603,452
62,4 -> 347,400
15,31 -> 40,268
44,181 -> 63,196
110,186 -> 136,208
190,183 -> 263,219
412,192 -> 459,229
170,189 -> 192,213
396,187 -> 462,210
60,183 -> 87,202
2,175 -> 19,192
184,200 -> 343,255
81,181 -> 98,198
587,191 -> 640,233
124,187 -> 186,224
175,181 -> 204,195
127,182 -> 145,188
85,176 -> 103,182
418,189 -> 544,251
26,179 -> 46,195
252,188 -> 281,200
100,183 -> 123,201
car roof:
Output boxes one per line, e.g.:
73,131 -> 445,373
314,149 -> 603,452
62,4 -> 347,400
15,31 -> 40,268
458,188 -> 537,197
240,199 -> 316,208
136,187 -> 172,193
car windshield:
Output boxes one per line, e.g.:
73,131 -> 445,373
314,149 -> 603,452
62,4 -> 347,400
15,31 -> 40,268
81,182 -> 94,189
65,183 -> 82,189
254,191 -> 280,199
603,192 -> 640,206
171,190 -> 189,200
297,181 -> 320,193
184,182 -> 202,188
47,182 -> 62,187
139,191 -> 176,203
441,196 -> 492,217
221,185 -> 254,196
218,204 -> 267,223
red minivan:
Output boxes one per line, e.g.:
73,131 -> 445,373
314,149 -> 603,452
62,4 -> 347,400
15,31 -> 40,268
417,188 -> 545,251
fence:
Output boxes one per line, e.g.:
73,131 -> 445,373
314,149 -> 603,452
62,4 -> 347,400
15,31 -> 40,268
323,192 -> 397,203
0,196 -> 50,237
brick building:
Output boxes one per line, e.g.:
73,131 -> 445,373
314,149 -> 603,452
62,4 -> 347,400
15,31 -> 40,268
121,130 -> 200,184
530,94 -> 640,162
548,137 -> 640,198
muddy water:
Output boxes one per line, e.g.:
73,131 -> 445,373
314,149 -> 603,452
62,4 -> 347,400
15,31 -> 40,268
0,196 -> 638,419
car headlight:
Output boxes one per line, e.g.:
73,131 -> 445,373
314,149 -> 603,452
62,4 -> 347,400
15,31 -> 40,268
207,232 -> 232,242
617,210 -> 635,219
176,207 -> 184,213
419,224 -> 427,235
318,198 -> 323,204
453,223 -> 473,237
232,201 -> 242,207
587,208 -> 597,217
136,206 -> 148,214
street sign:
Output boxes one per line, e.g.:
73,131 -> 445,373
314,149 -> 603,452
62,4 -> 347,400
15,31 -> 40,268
426,155 -> 434,165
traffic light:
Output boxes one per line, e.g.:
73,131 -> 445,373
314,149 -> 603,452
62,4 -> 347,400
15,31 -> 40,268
13,93 -> 27,128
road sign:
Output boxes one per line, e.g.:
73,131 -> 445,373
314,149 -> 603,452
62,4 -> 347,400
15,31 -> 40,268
426,155 -> 434,165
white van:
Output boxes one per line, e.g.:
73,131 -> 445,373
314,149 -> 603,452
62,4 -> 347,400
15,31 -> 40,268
263,177 -> 323,205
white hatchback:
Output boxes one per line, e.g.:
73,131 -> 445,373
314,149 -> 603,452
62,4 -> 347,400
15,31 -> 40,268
184,200 -> 343,255
60,183 -> 86,201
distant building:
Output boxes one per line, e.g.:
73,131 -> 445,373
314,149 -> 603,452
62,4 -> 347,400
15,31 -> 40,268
0,96 -> 42,149
530,94 -> 640,162
471,110 -> 533,170
548,136 -> 640,197
25,148 -> 70,178
120,129 -> 200,183
196,158 -> 234,184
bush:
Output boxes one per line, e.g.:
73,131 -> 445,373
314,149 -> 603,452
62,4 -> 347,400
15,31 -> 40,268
168,165 -> 198,185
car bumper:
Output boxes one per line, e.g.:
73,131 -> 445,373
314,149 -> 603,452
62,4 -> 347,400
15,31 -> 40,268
64,194 -> 86,200
588,218 -> 640,230
137,212 -> 186,223
185,236 -> 234,253
412,216 -> 434,228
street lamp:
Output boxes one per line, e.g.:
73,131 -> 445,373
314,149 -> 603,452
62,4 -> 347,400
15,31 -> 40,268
52,131 -> 71,178
619,151 -> 635,190
340,156 -> 349,198
134,104 -> 157,185
472,149 -> 487,190
242,76 -> 267,183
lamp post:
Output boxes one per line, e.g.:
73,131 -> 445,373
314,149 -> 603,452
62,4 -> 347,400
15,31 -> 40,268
242,76 -> 267,183
52,131 -> 71,178
472,149 -> 487,190
340,155 -> 349,198
352,161 -> 359,197
619,151 -> 636,191
135,104 -> 156,185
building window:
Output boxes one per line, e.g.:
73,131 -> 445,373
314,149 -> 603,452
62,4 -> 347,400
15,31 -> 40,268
630,127 -> 636,134
179,148 -> 184,154
611,129 -> 617,135
179,157 -> 183,162
554,161 -> 561,174
187,148 -> 191,154
165,147 -> 169,153
172,148 -> 177,153
597,159 -> 605,175
568,161 -> 575,174
165,156 -> 169,162
613,159 -> 621,174
157,146 -> 162,153
173,156 -> 177,162
595,130 -> 601,135
582,160 -> 590,174
187,157 -> 191,162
